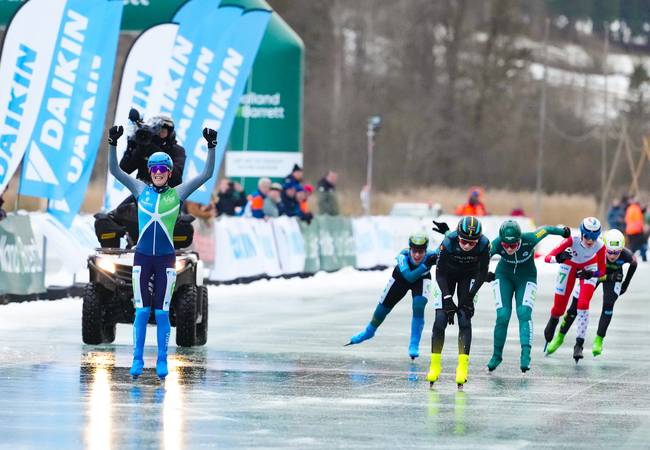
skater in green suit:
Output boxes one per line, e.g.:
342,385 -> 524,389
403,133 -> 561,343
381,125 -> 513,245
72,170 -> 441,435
487,221 -> 570,372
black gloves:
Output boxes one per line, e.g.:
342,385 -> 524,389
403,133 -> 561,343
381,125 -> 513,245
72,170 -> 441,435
486,271 -> 496,282
128,108 -> 142,124
562,226 -> 571,238
459,303 -> 475,319
432,220 -> 450,235
203,128 -> 218,149
576,269 -> 594,280
442,295 -> 457,325
607,272 -> 624,282
424,253 -> 438,268
555,249 -> 573,264
620,284 -> 628,295
108,126 -> 123,145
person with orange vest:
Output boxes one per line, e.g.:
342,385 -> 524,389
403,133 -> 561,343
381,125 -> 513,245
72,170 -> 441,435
625,197 -> 646,261
250,178 -> 271,219
455,189 -> 487,216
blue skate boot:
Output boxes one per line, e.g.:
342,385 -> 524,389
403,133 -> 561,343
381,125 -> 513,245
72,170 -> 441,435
155,309 -> 171,379
130,307 -> 150,378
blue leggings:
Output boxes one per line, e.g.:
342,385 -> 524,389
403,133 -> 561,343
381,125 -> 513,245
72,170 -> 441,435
132,252 -> 176,311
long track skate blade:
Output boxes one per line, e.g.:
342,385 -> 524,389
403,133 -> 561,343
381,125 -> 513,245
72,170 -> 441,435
343,342 -> 354,347
457,384 -> 464,391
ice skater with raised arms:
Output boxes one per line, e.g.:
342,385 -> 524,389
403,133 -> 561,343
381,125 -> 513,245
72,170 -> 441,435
346,233 -> 438,359
107,124 -> 217,379
486,220 -> 571,373
546,229 -> 637,358
542,217 -> 606,362
426,216 -> 490,389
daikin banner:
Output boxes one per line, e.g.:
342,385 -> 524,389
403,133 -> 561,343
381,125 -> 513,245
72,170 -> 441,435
106,1 -> 271,208
0,0 -> 122,227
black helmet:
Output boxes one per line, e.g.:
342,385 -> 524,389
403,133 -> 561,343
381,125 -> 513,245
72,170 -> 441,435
457,216 -> 482,241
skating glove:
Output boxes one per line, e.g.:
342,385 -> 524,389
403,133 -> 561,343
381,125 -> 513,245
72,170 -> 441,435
607,272 -> 624,282
562,226 -> 571,238
576,269 -> 594,280
203,128 -> 218,149
486,271 -> 496,282
424,253 -> 438,268
555,249 -> 572,264
620,284 -> 628,295
460,304 -> 475,319
108,125 -> 123,145
442,295 -> 457,325
432,220 -> 449,235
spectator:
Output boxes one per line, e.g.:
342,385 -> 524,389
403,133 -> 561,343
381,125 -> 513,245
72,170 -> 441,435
263,183 -> 283,218
284,164 -> 303,187
280,181 -> 300,217
216,179 -> 246,216
455,188 -> 487,216
510,207 -> 525,217
296,186 -> 314,224
250,178 -> 271,219
607,198 -> 626,233
317,171 -> 340,215
625,196 -> 646,261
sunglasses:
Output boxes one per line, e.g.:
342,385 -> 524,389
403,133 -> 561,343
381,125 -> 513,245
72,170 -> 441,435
150,165 -> 170,174
581,232 -> 600,241
459,238 -> 478,247
501,241 -> 520,251
606,249 -> 622,256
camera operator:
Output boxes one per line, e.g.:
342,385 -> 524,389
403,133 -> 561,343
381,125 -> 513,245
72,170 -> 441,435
119,109 -> 186,187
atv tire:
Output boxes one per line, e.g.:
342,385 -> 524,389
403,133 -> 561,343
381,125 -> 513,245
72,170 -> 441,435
102,322 -> 116,344
175,284 -> 197,347
195,286 -> 208,346
82,283 -> 107,345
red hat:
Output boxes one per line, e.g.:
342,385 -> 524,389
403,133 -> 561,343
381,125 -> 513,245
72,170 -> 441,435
304,184 -> 314,194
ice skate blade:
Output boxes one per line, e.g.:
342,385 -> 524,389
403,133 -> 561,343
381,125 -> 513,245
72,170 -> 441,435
457,383 -> 464,391
343,342 -> 353,347
410,356 -> 416,361
521,367 -> 530,373
429,382 -> 435,389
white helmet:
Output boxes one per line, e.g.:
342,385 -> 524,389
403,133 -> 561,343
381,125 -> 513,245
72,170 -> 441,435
604,229 -> 625,252
579,217 -> 601,240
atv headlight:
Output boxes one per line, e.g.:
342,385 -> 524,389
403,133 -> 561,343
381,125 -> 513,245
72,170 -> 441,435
96,257 -> 116,274
175,259 -> 187,272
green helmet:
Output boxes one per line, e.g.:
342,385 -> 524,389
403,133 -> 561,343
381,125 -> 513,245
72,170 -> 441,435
409,233 -> 429,250
499,220 -> 522,244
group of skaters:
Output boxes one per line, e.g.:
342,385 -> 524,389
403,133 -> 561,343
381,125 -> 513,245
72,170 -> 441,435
347,215 -> 638,389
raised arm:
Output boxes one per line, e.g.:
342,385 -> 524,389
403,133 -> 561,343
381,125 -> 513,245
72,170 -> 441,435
108,126 -> 145,197
176,128 -> 217,201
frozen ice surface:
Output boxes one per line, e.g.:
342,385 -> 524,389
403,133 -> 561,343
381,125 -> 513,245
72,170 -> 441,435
1,265 -> 650,449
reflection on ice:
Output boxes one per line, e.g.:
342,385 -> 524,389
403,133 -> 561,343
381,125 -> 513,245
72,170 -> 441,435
84,352 -> 114,450
162,358 -> 184,450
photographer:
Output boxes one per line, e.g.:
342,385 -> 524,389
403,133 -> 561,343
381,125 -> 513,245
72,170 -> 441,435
119,109 -> 186,187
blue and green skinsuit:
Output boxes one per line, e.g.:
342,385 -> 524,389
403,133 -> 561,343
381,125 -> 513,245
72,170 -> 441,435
488,226 -> 567,371
348,248 -> 438,359
109,143 -> 215,378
